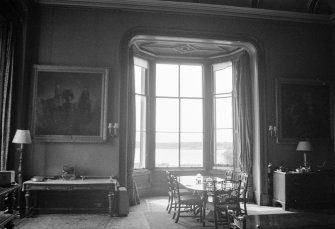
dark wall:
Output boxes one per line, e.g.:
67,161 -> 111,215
22,6 -> 334,187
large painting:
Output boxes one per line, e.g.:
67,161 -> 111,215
275,78 -> 331,143
32,65 -> 108,142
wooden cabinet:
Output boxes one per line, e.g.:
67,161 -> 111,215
0,185 -> 20,229
273,171 -> 335,210
23,179 -> 117,217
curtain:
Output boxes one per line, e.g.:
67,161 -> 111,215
119,45 -> 139,206
233,52 -> 253,173
0,22 -> 15,171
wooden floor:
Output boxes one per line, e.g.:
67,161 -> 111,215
15,196 -> 291,229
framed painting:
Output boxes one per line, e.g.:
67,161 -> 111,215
32,65 -> 109,143
275,78 -> 331,143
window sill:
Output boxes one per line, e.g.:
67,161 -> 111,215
133,168 -> 150,177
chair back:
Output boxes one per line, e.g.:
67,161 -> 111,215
239,173 -> 249,199
232,172 -> 249,216
213,179 -> 241,206
166,171 -> 173,195
170,174 -> 181,201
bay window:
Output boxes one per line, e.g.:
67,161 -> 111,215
134,58 -> 238,169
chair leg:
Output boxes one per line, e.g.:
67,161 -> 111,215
172,202 -> 177,219
168,196 -> 173,213
214,210 -> 218,229
244,202 -> 247,215
175,203 -> 181,223
166,196 -> 171,211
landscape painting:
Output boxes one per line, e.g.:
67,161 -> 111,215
276,78 -> 331,143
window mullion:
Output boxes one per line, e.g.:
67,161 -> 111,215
178,65 -> 181,168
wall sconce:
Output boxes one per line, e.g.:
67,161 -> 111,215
108,123 -> 119,138
268,125 -> 278,137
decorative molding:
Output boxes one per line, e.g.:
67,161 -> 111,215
36,0 -> 331,24
330,13 -> 335,24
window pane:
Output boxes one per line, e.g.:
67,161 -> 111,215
215,97 -> 232,128
180,65 -> 202,97
156,64 -> 179,97
156,98 -> 179,132
136,95 -> 146,131
135,131 -> 146,168
135,65 -> 146,94
180,99 -> 203,132
215,66 -> 232,94
215,129 -> 233,166
156,133 -> 179,167
180,133 -> 203,167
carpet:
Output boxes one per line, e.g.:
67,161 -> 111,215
14,196 -> 293,229
16,214 -> 112,229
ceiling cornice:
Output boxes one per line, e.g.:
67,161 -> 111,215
36,0 -> 332,24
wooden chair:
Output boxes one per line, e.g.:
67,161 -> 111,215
227,172 -> 249,229
165,171 -> 174,213
203,179 -> 241,229
171,175 -> 203,223
238,172 -> 249,216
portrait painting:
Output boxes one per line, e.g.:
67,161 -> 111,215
275,78 -> 331,143
32,65 -> 108,142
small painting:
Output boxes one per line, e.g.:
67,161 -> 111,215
32,65 -> 108,142
275,78 -> 331,143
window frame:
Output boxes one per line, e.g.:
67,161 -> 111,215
212,61 -> 235,169
134,57 -> 149,169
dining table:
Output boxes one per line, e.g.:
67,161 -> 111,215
178,174 -> 225,192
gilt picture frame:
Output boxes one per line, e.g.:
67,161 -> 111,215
275,78 -> 331,143
32,65 -> 108,143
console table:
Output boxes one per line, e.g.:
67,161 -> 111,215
0,185 -> 20,229
273,171 -> 335,210
23,179 -> 117,217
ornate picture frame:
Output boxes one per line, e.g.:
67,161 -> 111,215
275,78 -> 331,143
32,65 -> 108,143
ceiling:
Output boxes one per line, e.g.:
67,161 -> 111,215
160,0 -> 335,15
36,0 -> 335,58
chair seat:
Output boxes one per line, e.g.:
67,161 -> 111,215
177,194 -> 202,205
206,202 -> 239,211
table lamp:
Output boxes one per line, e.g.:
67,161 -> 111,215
12,129 -> 31,185
296,141 -> 313,167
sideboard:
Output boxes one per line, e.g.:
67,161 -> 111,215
273,171 -> 335,210
23,178 -> 117,217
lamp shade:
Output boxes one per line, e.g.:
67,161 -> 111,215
12,129 -> 32,144
296,141 -> 313,152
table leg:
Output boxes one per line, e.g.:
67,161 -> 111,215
25,191 -> 30,217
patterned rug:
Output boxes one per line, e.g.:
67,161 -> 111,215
16,214 -> 112,229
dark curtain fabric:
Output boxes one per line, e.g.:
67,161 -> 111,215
119,46 -> 139,206
233,52 -> 253,173
0,22 -> 15,171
